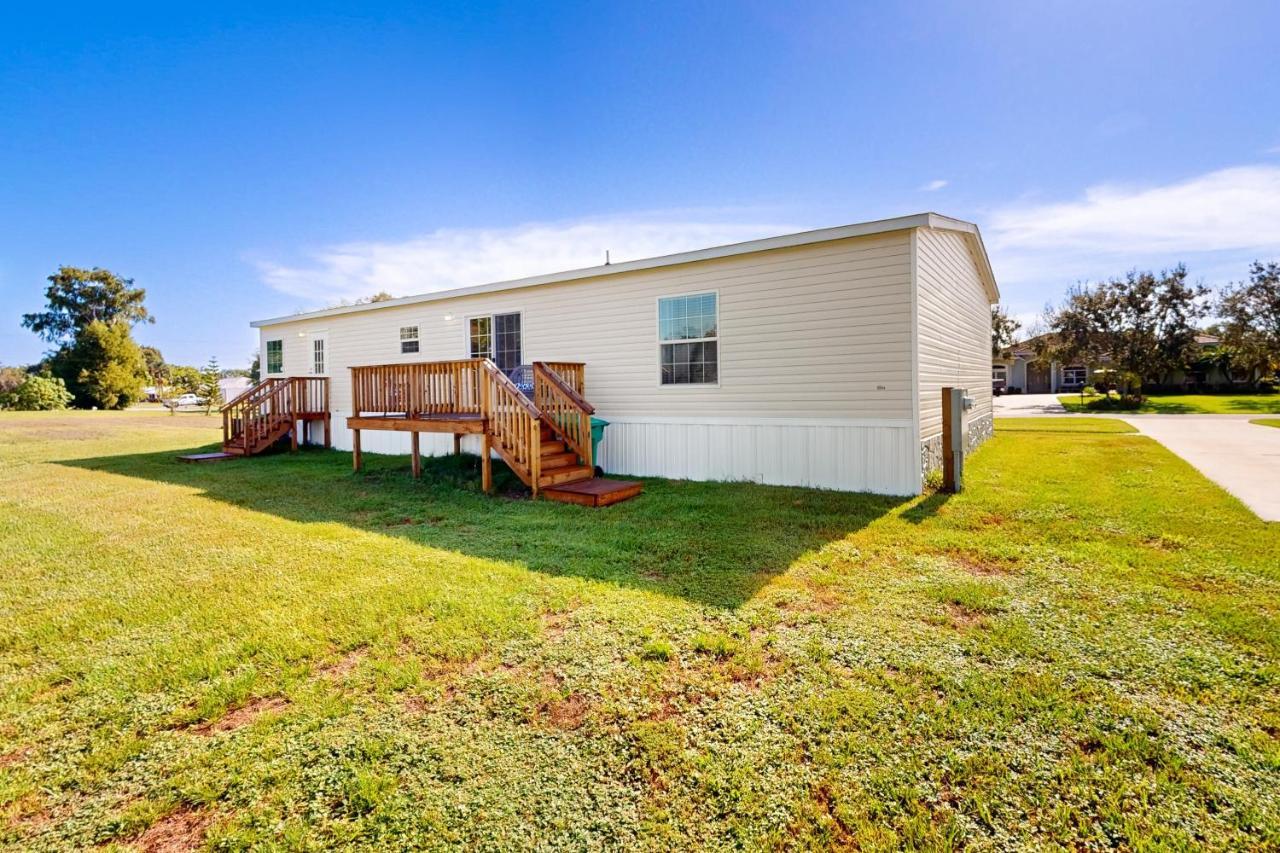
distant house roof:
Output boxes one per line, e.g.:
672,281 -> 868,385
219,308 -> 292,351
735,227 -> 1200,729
251,212 -> 999,328
998,330 -> 1222,362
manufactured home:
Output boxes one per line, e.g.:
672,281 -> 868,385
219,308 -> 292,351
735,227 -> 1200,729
235,213 -> 997,501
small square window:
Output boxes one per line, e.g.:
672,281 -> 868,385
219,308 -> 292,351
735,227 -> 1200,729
400,326 -> 419,354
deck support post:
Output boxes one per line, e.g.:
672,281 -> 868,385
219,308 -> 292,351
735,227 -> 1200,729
411,432 -> 421,479
453,433 -> 461,455
290,419 -> 299,452
481,432 -> 492,493
323,415 -> 331,448
352,429 -> 363,472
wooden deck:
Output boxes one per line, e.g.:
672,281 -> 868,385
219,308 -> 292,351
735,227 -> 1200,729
346,359 -> 641,506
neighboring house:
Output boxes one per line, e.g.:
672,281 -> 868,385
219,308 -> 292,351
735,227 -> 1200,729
249,212 -> 998,497
993,332 -> 1245,394
218,376 -> 251,403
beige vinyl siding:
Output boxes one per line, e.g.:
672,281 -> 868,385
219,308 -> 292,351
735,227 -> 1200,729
257,232 -> 916,422
915,227 -> 995,442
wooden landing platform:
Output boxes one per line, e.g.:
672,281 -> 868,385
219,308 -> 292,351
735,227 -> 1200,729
543,478 -> 643,507
177,452 -> 237,463
347,413 -> 485,434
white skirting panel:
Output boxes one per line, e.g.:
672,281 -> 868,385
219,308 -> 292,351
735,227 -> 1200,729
599,416 -> 918,496
316,413 -> 918,497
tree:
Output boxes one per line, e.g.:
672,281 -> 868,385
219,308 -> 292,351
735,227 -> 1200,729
0,366 -> 26,399
0,374 -> 72,411
1217,261 -> 1280,387
1044,266 -> 1210,398
63,321 -> 147,409
248,352 -> 261,384
141,346 -> 167,383
198,357 -> 223,415
991,306 -> 1022,357
21,266 -> 152,346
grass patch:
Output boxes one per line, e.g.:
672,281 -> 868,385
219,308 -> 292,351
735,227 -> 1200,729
1059,391 -> 1280,414
996,417 -> 1135,434
1251,418 -> 1280,429
1,410 -> 1278,848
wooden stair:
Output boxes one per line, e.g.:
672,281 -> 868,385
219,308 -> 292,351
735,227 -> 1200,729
224,413 -> 292,456
489,364 -> 641,507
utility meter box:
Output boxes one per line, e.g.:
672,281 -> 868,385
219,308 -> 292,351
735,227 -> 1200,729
942,387 -> 968,492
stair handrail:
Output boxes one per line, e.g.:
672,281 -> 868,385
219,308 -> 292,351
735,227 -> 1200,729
532,362 -> 594,471
540,361 -> 586,397
222,377 -> 297,454
478,359 -> 543,494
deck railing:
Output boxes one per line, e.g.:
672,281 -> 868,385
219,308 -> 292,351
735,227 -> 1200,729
350,359 -> 484,417
541,361 -> 586,397
221,377 -> 328,452
533,362 -> 593,471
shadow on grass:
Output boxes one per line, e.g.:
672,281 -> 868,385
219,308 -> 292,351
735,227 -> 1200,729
60,444 -> 935,610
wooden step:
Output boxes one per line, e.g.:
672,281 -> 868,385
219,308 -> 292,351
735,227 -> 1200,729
540,450 -> 579,468
538,465 -> 593,488
540,439 -> 566,455
543,478 -> 643,507
178,452 -> 238,463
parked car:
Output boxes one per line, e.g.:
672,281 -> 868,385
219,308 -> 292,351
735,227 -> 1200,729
166,393 -> 203,408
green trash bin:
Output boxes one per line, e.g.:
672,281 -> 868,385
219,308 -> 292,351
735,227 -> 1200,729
589,417 -> 609,476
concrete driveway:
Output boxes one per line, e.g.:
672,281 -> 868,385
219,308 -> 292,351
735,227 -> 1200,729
1118,416 -> 1280,522
993,393 -> 1067,416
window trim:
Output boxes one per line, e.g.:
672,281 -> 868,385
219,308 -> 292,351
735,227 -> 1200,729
462,309 -> 523,368
655,290 -> 720,389
265,339 -> 284,375
399,324 -> 421,355
992,366 -> 1007,381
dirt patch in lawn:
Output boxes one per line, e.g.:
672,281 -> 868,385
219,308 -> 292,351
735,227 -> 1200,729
133,806 -> 215,852
540,693 -> 590,730
946,551 -> 1016,577
0,746 -> 30,767
317,648 -> 367,681
192,696 -> 290,735
944,603 -> 990,630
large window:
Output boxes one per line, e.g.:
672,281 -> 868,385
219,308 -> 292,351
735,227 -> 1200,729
468,312 -> 522,374
1062,366 -> 1087,388
400,325 -> 419,354
265,339 -> 283,374
658,292 -> 718,385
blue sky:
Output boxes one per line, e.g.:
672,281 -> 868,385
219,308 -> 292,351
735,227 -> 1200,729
2,0 -> 1278,369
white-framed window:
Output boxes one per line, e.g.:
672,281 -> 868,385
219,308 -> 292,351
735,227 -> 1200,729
992,366 -> 1007,382
311,334 -> 327,375
658,292 -> 718,385
400,325 -> 420,354
1062,366 -> 1087,387
467,312 -> 522,374
265,339 -> 283,374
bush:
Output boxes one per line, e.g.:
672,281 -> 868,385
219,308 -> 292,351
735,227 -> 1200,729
1081,385 -> 1098,397
0,374 -> 73,411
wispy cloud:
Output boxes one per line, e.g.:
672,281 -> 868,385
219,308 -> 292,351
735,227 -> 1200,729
988,164 -> 1280,287
919,179 -> 949,192
255,214 -> 802,305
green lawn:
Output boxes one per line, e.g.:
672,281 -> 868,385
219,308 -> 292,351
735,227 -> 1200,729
2,412 -> 1278,850
1058,391 -> 1280,414
1253,418 -> 1280,429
